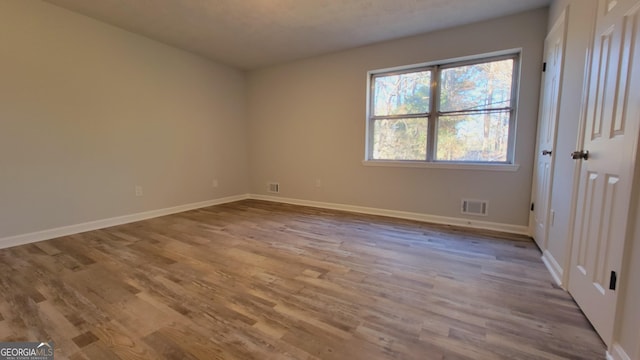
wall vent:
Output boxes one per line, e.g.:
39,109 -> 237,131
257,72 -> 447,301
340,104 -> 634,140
461,199 -> 488,216
268,182 -> 280,193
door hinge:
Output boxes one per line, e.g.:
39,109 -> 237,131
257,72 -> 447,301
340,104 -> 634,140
542,62 -> 547,72
609,271 -> 617,290
531,203 -> 535,211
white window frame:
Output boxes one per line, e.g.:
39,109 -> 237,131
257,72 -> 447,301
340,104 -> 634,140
364,50 -> 521,171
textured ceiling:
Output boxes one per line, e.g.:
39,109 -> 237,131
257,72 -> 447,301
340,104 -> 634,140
43,0 -> 551,70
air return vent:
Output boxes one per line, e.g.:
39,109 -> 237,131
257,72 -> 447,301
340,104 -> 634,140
461,199 -> 488,216
268,182 -> 280,193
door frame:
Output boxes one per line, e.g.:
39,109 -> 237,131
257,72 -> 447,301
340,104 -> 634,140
558,5 -> 598,288
529,8 -> 568,279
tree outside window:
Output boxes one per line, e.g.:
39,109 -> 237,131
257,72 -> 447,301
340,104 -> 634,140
368,54 -> 518,163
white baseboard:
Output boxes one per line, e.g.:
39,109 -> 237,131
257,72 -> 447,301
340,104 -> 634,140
248,194 -> 530,236
0,193 -> 530,250
541,250 -> 564,287
607,343 -> 631,360
0,194 -> 250,250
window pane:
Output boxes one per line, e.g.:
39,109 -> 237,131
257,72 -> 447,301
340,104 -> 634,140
439,59 -> 513,112
436,111 -> 510,162
372,118 -> 428,160
373,71 -> 431,116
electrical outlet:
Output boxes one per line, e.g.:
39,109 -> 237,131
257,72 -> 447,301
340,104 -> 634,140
315,179 -> 322,188
135,185 -> 143,197
212,179 -> 219,188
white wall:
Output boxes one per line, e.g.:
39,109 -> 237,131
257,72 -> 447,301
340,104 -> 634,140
247,9 -> 547,228
617,189 -> 640,360
0,1 -> 249,239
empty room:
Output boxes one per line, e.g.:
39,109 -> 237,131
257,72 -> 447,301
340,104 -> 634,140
1,0 -> 639,359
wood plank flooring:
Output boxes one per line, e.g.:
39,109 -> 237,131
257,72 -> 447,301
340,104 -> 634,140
0,200 -> 605,359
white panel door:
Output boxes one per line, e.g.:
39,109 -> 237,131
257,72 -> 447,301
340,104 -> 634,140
569,0 -> 640,346
532,12 -> 566,250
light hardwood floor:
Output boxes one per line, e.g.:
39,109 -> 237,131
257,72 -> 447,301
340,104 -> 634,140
0,200 -> 605,359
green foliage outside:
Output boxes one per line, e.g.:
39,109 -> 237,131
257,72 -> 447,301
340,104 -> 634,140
372,59 -> 514,162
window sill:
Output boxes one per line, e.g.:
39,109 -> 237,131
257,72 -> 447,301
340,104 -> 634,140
362,160 -> 520,172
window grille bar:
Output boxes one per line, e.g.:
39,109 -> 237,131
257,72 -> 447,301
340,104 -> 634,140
370,113 -> 430,120
438,107 -> 512,116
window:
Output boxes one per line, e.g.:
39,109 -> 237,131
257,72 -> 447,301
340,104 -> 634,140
366,53 -> 519,164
